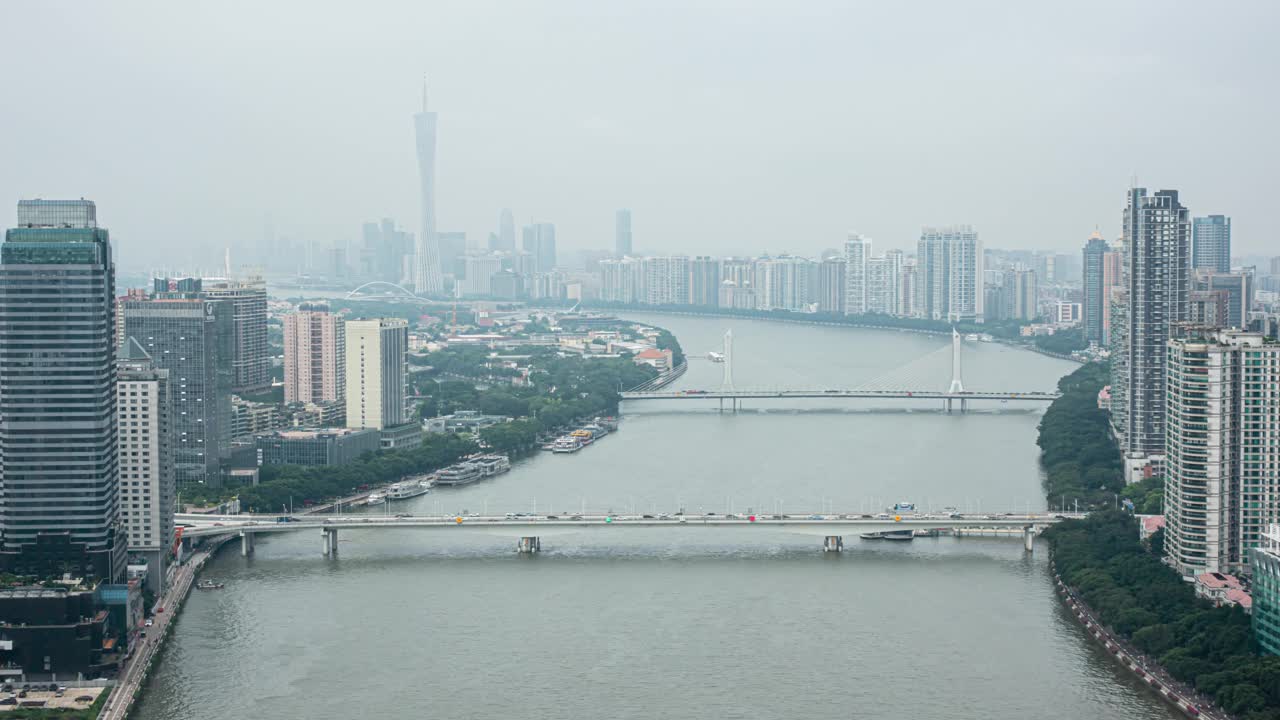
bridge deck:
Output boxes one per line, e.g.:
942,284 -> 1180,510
620,389 -> 1060,401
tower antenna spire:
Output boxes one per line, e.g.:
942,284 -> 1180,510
422,75 -> 428,112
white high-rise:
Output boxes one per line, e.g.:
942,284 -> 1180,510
844,234 -> 871,314
641,256 -> 690,305
754,256 -> 811,311
916,226 -> 983,322
413,83 -> 444,295
345,319 -> 409,431
117,339 -> 174,595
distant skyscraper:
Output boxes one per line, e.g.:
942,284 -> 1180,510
641,256 -> 691,305
754,256 -> 811,311
843,234 -> 871,314
1082,233 -> 1109,344
1112,188 -> 1190,458
916,226 -> 982,321
817,257 -> 846,314
616,210 -> 633,257
1003,269 -> 1038,321
522,223 -> 557,273
201,276 -> 270,393
117,339 -> 174,594
497,208 -> 516,252
437,231 -> 468,278
866,250 -> 904,315
1,199 -> 127,581
599,257 -> 643,303
690,256 -> 720,307
284,303 -> 345,405
1101,248 -> 1123,346
413,83 -> 444,295
345,319 -> 408,431
1192,215 -> 1231,274
461,253 -> 504,296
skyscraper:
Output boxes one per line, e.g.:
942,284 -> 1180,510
599,257 -> 644,303
754,256 -> 811,311
0,199 -> 126,581
1113,188 -> 1191,458
200,276 -> 270,394
1192,215 -> 1231,274
1165,330 -> 1280,576
1101,249 -> 1123,346
817,257 -> 846,314
117,339 -> 174,594
690,256 -> 720,307
1002,269 -> 1038,321
283,302 -> 345,405
1082,233 -> 1109,345
413,84 -> 444,295
497,208 -> 516,253
123,293 -> 233,487
615,210 -> 632,257
345,319 -> 408,431
843,234 -> 871,315
641,256 -> 691,305
522,223 -> 557,273
916,226 -> 983,321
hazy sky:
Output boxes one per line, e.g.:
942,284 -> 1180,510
3,1 -> 1277,270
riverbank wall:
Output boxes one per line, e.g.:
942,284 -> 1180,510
1053,564 -> 1227,720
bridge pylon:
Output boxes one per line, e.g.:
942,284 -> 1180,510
948,328 -> 964,394
722,329 -> 734,390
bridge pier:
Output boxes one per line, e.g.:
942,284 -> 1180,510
823,535 -> 844,553
517,536 -> 541,554
240,531 -> 254,557
323,528 -> 339,556
1024,525 -> 1035,553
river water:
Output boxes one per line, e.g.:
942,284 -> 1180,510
135,313 -> 1178,719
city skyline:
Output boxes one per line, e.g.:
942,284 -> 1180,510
2,2 -> 1278,270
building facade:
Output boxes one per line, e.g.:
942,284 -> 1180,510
283,303 -> 345,405
1253,526 -> 1280,655
1083,233 -> 1108,345
1113,188 -> 1191,458
817,257 -> 846,314
122,296 -> 233,487
916,226 -> 983,321
641,256 -> 690,305
843,234 -> 871,315
754,256 -> 811,311
689,256 -> 720,307
0,200 -> 126,582
200,277 -> 269,393
1192,215 -> 1231,274
1003,269 -> 1038,321
257,428 -> 380,466
117,340 -> 173,595
522,223 -> 557,274
1164,331 -> 1280,577
345,319 -> 409,431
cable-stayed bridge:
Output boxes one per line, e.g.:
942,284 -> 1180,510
620,329 -> 1060,412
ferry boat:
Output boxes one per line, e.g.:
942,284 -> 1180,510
434,462 -> 483,486
364,493 -> 384,506
196,580 -> 225,590
860,530 -> 915,541
582,423 -> 608,438
569,429 -> 595,445
707,351 -> 725,363
892,502 -> 917,514
551,436 -> 583,454
474,455 -> 511,477
387,480 -> 431,501
594,417 -> 619,432
965,333 -> 980,341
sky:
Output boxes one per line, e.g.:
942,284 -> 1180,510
2,0 -> 1277,271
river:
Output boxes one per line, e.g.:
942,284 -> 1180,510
134,313 -> 1178,719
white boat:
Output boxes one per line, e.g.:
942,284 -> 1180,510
474,455 -> 511,476
965,333 -> 979,341
435,462 -> 483,486
551,436 -> 583,454
364,493 -> 384,506
387,481 -> 430,501
707,351 -> 725,363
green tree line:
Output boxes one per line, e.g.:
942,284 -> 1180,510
1047,512 -> 1280,718
1037,361 -> 1124,510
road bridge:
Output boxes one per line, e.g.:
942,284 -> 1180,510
621,328 -> 1061,412
178,512 -> 1085,556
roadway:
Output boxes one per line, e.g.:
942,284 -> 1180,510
620,389 -> 1060,401
178,511 -> 1086,539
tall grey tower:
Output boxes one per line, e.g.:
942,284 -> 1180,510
497,208 -> 515,252
413,82 -> 444,295
1112,188 -> 1190,458
0,199 -> 126,582
1082,232 -> 1108,345
615,209 -> 632,257
1192,215 -> 1231,274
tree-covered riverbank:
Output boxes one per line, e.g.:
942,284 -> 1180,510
1037,362 -> 1123,510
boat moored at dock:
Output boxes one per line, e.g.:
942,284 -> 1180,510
434,461 -> 484,486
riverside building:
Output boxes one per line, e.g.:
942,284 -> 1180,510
344,319 -> 409,431
283,302 -> 345,404
117,339 -> 174,594
0,199 -> 127,581
1164,330 -> 1280,578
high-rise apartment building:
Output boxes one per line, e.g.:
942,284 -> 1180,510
866,250 -> 903,315
460,253 -> 504,296
117,339 -> 174,594
1082,233 -> 1109,345
843,234 -> 871,314
754,256 -> 811,311
496,208 -> 516,253
345,319 -> 409,431
1003,269 -> 1038,321
413,85 -> 444,295
123,295 -> 233,487
689,256 -> 720,307
1195,271 -> 1254,329
1164,330 -> 1280,577
599,257 -> 643,303
522,223 -> 557,274
817,257 -> 846,314
0,200 -> 126,581
1112,188 -> 1191,458
615,210 -> 632,257
1101,249 -> 1123,346
283,303 -> 345,405
916,226 -> 983,321
1192,215 -> 1231,274
200,276 -> 269,394
898,260 -> 918,318
641,256 -> 691,305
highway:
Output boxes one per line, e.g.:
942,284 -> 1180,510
620,388 -> 1059,401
